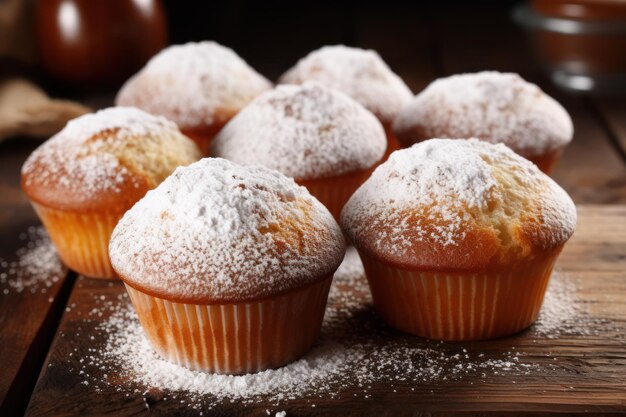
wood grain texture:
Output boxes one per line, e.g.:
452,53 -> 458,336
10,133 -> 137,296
23,205 -> 626,416
593,97 -> 626,159
551,97 -> 626,204
0,138 -> 73,416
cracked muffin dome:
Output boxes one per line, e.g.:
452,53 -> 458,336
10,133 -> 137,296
116,41 -> 272,153
21,106 -> 201,279
21,107 -> 202,212
211,82 -> 386,180
109,158 -> 346,303
392,72 -> 573,173
279,45 -> 413,125
341,138 -> 577,271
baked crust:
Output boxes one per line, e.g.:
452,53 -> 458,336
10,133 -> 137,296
279,45 -> 412,125
120,269 -> 334,305
21,107 -> 202,212
352,212 -> 503,271
211,83 -> 386,180
109,158 -> 346,304
116,41 -> 272,132
341,139 -> 577,272
392,72 -> 573,159
22,157 -> 151,213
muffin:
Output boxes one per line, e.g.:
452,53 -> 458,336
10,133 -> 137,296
109,158 -> 345,374
116,41 -> 272,154
211,82 -> 386,220
21,107 -> 202,279
341,138 -> 577,341
392,71 -> 573,174
279,45 -> 412,157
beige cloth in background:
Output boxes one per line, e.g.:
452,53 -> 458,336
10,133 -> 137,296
0,2 -> 91,141
0,78 -> 90,141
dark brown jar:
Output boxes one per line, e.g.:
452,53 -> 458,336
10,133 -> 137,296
35,0 -> 167,87
516,0 -> 626,93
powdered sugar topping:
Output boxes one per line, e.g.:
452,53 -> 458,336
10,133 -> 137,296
21,107 -> 188,206
341,139 -> 577,258
279,45 -> 413,124
58,106 -> 179,143
109,158 -> 345,302
211,83 -> 386,180
116,41 -> 272,129
393,71 -> 573,156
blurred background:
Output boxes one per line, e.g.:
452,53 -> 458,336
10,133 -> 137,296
1,0 -> 626,204
3,0 -> 626,94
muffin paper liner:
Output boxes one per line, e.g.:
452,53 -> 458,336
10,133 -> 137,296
183,125 -> 223,156
358,249 -> 562,340
298,169 -> 373,222
383,124 -> 402,160
32,202 -> 120,279
527,148 -> 563,175
124,276 -> 333,374
182,131 -> 212,156
301,126 -> 398,220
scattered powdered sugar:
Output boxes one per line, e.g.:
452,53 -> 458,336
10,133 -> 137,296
0,226 -> 64,294
211,83 -> 386,180
279,45 -> 413,124
21,107 -> 189,204
325,247 -> 371,316
341,139 -> 577,258
99,309 -> 357,406
116,41 -> 272,129
109,158 -> 345,303
534,276 -> 579,337
532,273 -> 613,339
392,71 -> 573,156
70,248 -> 609,414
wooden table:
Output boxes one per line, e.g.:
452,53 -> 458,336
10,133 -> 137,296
1,4 -> 626,416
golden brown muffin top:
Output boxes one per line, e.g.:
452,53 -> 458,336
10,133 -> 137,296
109,158 -> 345,304
341,139 -> 577,271
392,72 -> 573,158
21,107 -> 202,212
116,41 -> 272,131
279,45 -> 412,125
211,83 -> 386,180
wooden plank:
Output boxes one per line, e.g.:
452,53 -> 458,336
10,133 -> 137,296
25,205 -> 626,416
551,97 -> 626,204
0,138 -> 74,416
433,5 -> 626,204
558,206 -> 626,272
593,97 -> 626,158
